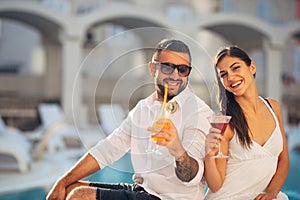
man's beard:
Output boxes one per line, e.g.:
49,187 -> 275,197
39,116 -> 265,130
156,78 -> 185,101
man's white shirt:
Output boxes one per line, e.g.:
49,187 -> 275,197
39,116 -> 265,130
89,86 -> 213,200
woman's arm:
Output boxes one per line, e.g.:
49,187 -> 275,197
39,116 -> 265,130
255,99 -> 290,199
204,127 -> 232,192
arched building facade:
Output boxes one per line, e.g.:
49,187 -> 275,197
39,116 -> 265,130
0,1 -> 299,128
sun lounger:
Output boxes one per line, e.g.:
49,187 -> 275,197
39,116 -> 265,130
0,117 -> 31,173
34,103 -> 106,160
0,103 -> 106,173
98,104 -> 126,134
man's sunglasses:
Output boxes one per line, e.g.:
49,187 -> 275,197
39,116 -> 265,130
153,61 -> 192,77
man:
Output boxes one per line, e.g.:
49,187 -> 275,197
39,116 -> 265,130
46,39 -> 212,200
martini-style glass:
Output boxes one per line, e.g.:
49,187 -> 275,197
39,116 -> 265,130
207,114 -> 231,158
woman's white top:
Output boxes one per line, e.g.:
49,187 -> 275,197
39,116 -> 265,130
205,97 -> 288,200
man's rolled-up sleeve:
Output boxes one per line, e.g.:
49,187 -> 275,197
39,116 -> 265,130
179,108 -> 211,185
180,128 -> 206,186
89,114 -> 132,168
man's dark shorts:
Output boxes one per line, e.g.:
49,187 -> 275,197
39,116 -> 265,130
89,182 -> 161,200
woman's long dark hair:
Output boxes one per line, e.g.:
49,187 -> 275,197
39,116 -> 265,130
214,46 -> 254,149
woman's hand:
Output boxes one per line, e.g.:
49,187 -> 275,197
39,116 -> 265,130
205,127 -> 223,157
254,192 -> 277,200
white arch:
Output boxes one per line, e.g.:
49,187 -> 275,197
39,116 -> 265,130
284,21 -> 300,41
78,6 -> 181,34
191,13 -> 286,47
0,1 -> 70,30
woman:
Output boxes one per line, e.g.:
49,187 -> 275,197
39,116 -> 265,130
204,46 -> 289,200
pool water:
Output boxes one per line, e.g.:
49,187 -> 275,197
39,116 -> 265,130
1,151 -> 299,200
282,151 -> 300,200
0,187 -> 47,200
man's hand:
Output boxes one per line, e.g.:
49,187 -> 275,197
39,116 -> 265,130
46,153 -> 101,200
147,118 -> 199,182
147,118 -> 185,158
46,178 -> 67,200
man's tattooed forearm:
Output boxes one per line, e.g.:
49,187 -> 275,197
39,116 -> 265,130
175,152 -> 199,182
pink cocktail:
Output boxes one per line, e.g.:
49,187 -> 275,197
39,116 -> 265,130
210,123 -> 228,135
208,115 -> 231,158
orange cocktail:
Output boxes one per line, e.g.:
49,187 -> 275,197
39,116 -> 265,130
148,83 -> 168,153
151,116 -> 169,142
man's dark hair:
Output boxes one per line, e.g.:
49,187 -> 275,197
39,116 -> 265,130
152,39 -> 191,64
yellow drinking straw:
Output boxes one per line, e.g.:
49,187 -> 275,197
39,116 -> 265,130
161,83 -> 168,116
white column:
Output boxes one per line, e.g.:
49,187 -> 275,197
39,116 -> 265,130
44,40 -> 61,99
263,40 -> 284,103
61,32 -> 84,127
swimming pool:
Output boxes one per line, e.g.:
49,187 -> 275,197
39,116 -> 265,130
282,150 -> 300,200
1,151 -> 299,200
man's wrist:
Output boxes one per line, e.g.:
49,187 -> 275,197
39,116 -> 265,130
174,150 -> 186,161
60,173 -> 73,188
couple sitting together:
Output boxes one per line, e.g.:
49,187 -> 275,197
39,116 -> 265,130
47,39 -> 289,200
